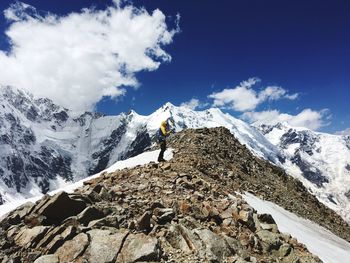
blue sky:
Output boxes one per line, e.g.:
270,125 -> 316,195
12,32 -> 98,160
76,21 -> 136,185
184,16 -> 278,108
0,0 -> 349,133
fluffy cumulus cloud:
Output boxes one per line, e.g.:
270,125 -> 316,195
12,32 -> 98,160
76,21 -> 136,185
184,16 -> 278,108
207,77 -> 332,130
208,77 -> 298,112
0,1 -> 178,112
241,108 -> 331,130
180,98 -> 208,110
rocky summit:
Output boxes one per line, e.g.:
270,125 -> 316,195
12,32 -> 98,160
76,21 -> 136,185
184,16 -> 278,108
0,127 -> 349,262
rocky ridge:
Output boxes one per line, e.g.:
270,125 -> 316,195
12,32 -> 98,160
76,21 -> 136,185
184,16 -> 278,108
0,127 -> 348,262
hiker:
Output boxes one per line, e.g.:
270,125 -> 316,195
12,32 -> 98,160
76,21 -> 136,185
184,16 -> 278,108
157,119 -> 171,162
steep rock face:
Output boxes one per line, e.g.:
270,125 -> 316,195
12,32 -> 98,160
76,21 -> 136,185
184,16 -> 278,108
0,127 -> 329,262
258,123 -> 350,223
0,87 -> 73,200
0,87 -> 152,203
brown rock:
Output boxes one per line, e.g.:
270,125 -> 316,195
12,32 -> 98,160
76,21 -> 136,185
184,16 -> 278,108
178,200 -> 191,215
55,233 -> 89,262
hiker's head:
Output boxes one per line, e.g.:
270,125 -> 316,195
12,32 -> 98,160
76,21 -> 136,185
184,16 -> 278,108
161,120 -> 168,127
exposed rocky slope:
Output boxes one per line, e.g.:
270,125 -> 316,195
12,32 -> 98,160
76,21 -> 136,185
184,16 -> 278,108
1,127 -> 349,262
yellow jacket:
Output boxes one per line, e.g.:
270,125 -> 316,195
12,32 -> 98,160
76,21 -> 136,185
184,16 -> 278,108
160,121 -> 170,136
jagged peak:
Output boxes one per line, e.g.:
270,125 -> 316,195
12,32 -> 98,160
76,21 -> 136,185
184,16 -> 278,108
158,102 -> 176,112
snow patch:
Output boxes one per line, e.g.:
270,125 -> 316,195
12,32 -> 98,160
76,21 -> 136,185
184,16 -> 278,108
243,193 -> 350,263
0,149 -> 173,218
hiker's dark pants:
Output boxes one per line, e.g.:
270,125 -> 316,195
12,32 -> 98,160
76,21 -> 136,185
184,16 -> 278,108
158,139 -> 166,161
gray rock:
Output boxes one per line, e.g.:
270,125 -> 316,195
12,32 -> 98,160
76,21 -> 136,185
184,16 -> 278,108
118,233 -> 161,263
55,233 -> 89,262
82,229 -> 129,263
99,186 -> 111,200
256,230 -> 282,252
33,255 -> 59,263
260,223 -> 278,232
166,224 -> 194,254
278,243 -> 292,257
194,229 -> 234,262
15,202 -> 35,219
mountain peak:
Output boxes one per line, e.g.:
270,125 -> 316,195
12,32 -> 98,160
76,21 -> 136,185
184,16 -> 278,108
160,102 -> 176,111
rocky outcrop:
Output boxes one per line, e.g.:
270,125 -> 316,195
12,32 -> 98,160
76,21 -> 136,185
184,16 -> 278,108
168,127 -> 350,242
0,127 -> 348,262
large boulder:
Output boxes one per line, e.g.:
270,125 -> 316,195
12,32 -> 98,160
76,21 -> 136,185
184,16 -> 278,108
194,229 -> 234,262
166,223 -> 234,261
14,226 -> 49,248
43,226 -> 77,253
82,229 -> 129,263
117,233 -> 161,263
55,233 -> 89,262
256,230 -> 282,252
34,191 -> 86,222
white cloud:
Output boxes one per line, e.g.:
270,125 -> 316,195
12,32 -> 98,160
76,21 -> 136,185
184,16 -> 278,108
208,78 -> 298,112
0,1 -> 178,112
335,128 -> 350,136
241,108 -> 330,130
180,98 -> 208,110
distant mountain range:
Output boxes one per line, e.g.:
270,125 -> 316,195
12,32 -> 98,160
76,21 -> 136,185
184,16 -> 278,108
0,86 -> 349,223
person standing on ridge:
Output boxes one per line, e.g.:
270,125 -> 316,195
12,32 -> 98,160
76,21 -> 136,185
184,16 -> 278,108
157,120 -> 171,162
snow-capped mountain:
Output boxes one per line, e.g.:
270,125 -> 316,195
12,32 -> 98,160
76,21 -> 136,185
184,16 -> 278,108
257,122 -> 350,222
0,86 -> 147,203
0,86 -> 282,204
1,86 -> 349,224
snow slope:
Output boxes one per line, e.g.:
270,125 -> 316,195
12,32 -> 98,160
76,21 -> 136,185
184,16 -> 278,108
0,148 -> 173,218
243,193 -> 350,263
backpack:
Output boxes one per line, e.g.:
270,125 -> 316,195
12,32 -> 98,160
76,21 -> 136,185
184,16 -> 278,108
156,128 -> 164,141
